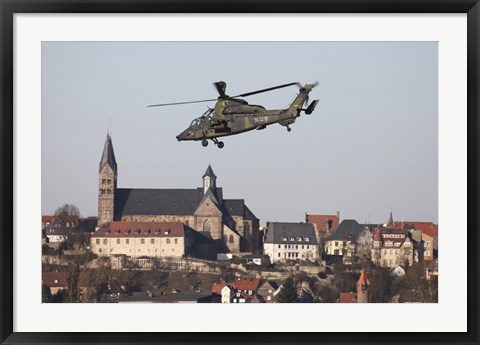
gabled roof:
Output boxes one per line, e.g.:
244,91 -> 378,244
234,278 -> 260,291
395,221 -> 438,238
327,220 -> 364,242
42,215 -> 55,223
99,132 -> 117,172
42,272 -> 69,288
91,221 -> 185,238
306,214 -> 339,233
203,164 -> 216,178
265,222 -> 318,245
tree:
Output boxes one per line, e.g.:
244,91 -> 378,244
277,277 -> 298,303
42,284 -> 52,303
55,203 -> 80,217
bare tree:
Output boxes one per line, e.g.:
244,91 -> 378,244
55,204 -> 81,217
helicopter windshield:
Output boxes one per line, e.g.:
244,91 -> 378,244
190,108 -> 213,129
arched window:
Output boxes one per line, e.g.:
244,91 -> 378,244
229,235 -> 234,244
185,220 -> 189,227
203,219 -> 211,232
244,222 -> 250,236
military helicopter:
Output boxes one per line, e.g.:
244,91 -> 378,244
148,81 -> 319,149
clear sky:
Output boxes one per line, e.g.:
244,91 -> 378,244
41,42 -> 438,225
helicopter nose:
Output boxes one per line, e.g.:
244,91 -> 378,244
176,129 -> 191,141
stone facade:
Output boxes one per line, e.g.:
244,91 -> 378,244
90,221 -> 192,259
96,133 -> 260,255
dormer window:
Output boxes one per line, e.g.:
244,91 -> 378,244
164,229 -> 170,235
297,237 -> 302,241
144,229 -> 150,235
125,229 -> 131,235
104,230 -> 110,235
282,237 -> 287,241
290,237 -> 294,241
54,279 -> 58,284
114,230 -> 120,235
135,229 -> 141,235
155,230 -> 161,235
305,237 -> 310,242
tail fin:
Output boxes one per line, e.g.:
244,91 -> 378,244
287,83 -> 317,116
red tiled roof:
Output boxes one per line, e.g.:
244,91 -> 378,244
234,278 -> 260,291
306,214 -> 339,233
42,272 -> 69,288
212,283 -> 226,295
339,292 -> 357,303
395,221 -> 438,238
91,221 -> 185,238
42,215 -> 55,223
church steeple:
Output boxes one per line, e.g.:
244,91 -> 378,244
99,131 -> 117,172
98,131 -> 117,225
203,164 -> 217,194
386,210 -> 394,228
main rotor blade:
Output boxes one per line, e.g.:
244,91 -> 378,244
233,82 -> 301,98
147,98 -> 218,107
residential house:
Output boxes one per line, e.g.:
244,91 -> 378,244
263,222 -> 319,263
306,213 -> 340,235
372,227 -> 414,268
256,281 -> 278,303
42,272 -> 69,295
325,220 -> 376,264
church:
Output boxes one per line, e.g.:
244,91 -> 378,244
97,132 -> 260,254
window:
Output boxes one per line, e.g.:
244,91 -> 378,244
302,245 -> 304,249
166,239 -> 171,244
290,237 -> 294,241
151,239 -> 155,244
278,245 -> 281,249
96,239 -> 100,244
174,238 -> 178,244
229,235 -> 234,244
278,253 -> 280,257
185,220 -> 189,226
107,189 -> 111,194
335,241 -> 339,246
267,296 -> 271,301
305,237 -> 310,242
395,250 -> 399,255
307,245 -> 309,249
126,239 -> 129,244
141,239 -> 145,244
103,239 -> 108,245
296,245 -> 298,249
203,219 -> 211,232
282,237 -> 287,242
116,239 -> 120,244
102,178 -> 106,184
284,245 -> 287,249
107,179 -> 111,184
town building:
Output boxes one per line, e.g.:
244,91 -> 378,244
97,132 -> 260,254
90,221 -> 194,259
263,222 -> 319,263
371,227 -> 414,268
305,213 -> 340,235
324,219 -> 376,264
42,214 -> 79,244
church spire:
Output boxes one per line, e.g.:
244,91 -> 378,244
386,209 -> 394,228
99,132 -> 117,172
203,165 -> 217,194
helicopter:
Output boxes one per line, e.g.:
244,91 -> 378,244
148,81 -> 319,149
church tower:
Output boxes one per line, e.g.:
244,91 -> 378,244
356,268 -> 370,303
98,131 -> 117,225
203,164 -> 217,194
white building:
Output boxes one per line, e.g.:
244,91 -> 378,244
263,222 -> 319,263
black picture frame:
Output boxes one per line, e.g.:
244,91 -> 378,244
1,1 -> 479,344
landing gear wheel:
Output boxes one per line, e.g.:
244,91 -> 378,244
201,139 -> 208,147
287,126 -> 292,132
217,141 -> 224,149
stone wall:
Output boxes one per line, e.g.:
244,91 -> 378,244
98,165 -> 116,225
